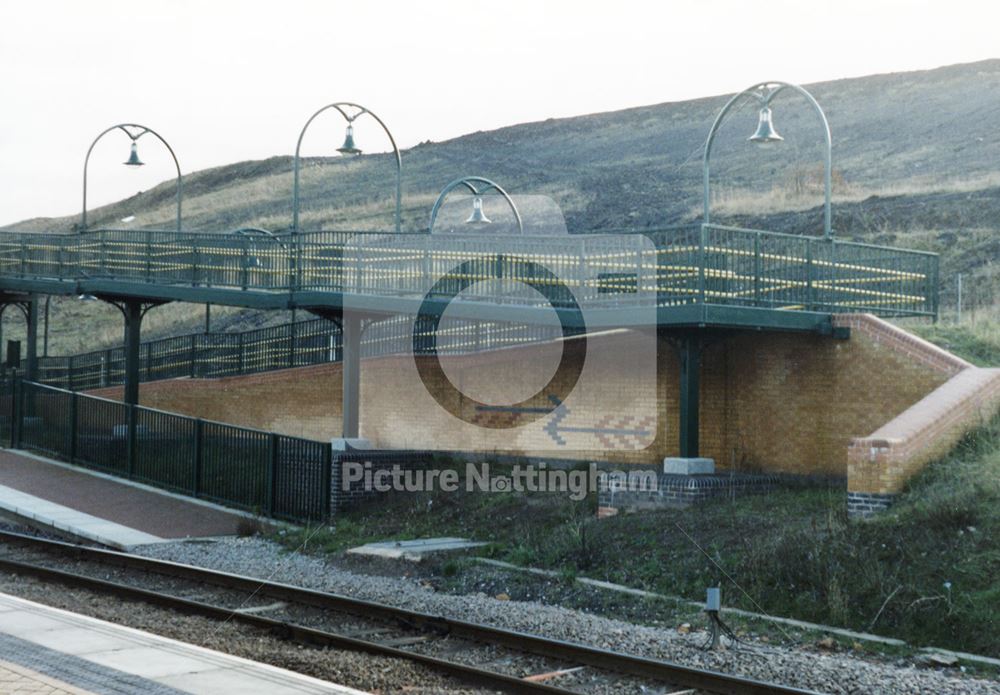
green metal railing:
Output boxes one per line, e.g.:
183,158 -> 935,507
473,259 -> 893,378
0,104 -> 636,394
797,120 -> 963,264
0,379 -> 331,522
640,224 -> 939,316
0,225 -> 938,317
34,315 -> 563,392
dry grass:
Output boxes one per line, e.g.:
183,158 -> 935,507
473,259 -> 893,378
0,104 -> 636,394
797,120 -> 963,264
707,171 -> 1000,218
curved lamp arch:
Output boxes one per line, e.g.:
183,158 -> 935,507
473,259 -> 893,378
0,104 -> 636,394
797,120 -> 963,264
229,226 -> 288,245
81,123 -> 182,232
428,176 -> 523,234
702,81 -> 832,239
292,102 -> 401,233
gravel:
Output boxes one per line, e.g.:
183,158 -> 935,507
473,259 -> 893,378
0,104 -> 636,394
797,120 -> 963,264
0,571 -> 482,694
133,536 -> 1000,695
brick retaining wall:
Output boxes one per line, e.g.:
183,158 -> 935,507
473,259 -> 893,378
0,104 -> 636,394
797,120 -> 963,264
88,315 -> 1000,515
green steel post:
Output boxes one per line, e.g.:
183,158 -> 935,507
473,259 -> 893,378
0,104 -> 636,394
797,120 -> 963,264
19,238 -> 26,276
10,376 -> 18,449
753,233 -> 761,306
25,298 -> 38,382
238,332 -> 246,375
321,443 -> 332,521
806,241 -> 815,311
342,314 -> 362,439
829,240 -> 838,312
5,375 -> 11,449
68,391 -> 78,462
193,418 -> 203,497
189,334 -> 197,378
241,241 -> 249,291
67,355 -> 74,392
15,377 -> 25,449
267,433 -> 279,516
698,225 -> 707,305
295,236 -> 303,292
289,319 -> 297,368
678,334 -> 701,458
123,301 -> 142,406
126,404 -> 137,478
192,235 -> 200,286
145,231 -> 152,281
931,256 -> 940,322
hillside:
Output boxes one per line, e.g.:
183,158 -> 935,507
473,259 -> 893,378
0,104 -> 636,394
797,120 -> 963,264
6,59 -> 1000,351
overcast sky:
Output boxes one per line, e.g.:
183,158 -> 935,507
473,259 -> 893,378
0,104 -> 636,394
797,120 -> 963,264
1,0 -> 998,226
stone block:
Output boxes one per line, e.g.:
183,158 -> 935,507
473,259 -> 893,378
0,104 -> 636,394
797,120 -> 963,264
330,437 -> 372,451
663,457 -> 715,475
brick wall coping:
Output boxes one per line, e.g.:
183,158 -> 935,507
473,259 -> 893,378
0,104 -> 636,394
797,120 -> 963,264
832,313 -> 971,376
851,367 -> 1000,447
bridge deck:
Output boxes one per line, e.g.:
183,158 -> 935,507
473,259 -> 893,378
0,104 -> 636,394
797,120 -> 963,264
0,223 -> 938,332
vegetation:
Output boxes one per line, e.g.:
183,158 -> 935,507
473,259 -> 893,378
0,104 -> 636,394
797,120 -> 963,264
276,320 -> 1000,659
275,428 -> 1000,658
5,61 -> 1000,353
909,320 -> 1000,366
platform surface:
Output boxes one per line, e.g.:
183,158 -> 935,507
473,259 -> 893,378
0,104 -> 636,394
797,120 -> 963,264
0,592 -> 366,694
0,450 -> 245,548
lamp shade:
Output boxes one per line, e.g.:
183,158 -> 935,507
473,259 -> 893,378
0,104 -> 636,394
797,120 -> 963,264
748,107 -> 784,144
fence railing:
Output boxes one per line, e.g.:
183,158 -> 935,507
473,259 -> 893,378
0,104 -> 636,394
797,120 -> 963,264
0,225 -> 938,317
35,315 -> 565,392
2,379 -> 331,522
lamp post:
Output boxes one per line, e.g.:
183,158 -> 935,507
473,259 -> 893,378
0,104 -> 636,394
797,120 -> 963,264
428,176 -> 523,234
81,123 -> 183,232
292,102 -> 401,234
702,81 -> 832,239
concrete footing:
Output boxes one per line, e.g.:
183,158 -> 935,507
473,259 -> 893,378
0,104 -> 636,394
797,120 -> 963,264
663,457 -> 715,475
330,438 -> 372,451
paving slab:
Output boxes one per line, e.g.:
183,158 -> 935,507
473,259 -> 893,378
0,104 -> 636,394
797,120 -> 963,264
0,592 -> 367,694
347,537 -> 488,561
0,485 -> 162,549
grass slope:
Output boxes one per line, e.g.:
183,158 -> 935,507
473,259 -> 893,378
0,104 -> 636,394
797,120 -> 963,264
8,60 -> 1000,353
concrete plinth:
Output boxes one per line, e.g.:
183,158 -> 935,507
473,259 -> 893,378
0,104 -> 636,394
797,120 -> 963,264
663,457 -> 715,475
347,537 -> 488,562
330,438 -> 372,451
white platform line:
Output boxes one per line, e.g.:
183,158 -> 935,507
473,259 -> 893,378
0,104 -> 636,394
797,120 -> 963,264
0,484 -> 165,549
0,592 -> 368,694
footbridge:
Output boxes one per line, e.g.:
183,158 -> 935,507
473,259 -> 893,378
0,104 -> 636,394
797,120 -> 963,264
0,223 -> 938,459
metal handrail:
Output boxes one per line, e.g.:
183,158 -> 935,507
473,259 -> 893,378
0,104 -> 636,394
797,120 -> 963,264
0,224 -> 939,318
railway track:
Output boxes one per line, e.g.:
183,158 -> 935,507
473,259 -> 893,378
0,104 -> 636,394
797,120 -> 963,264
0,529 -> 820,695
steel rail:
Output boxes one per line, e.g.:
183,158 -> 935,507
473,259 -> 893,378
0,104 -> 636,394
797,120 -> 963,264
0,556 -> 569,695
0,529 -> 821,695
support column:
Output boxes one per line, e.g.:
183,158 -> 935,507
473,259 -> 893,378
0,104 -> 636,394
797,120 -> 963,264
678,333 -> 701,459
25,297 -> 38,382
342,312 -> 361,439
123,300 -> 143,406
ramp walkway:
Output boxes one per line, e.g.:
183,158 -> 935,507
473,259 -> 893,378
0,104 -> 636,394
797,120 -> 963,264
0,450 -> 245,548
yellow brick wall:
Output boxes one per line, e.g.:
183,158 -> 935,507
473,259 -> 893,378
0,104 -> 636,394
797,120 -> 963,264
89,315 -> 958,477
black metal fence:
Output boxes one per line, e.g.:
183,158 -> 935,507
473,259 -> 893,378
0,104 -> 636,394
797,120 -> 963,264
2,379 -> 331,522
35,316 -> 563,392
36,318 -> 344,391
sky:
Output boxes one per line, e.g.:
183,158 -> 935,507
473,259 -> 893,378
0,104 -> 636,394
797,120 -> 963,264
1,0 -> 999,227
